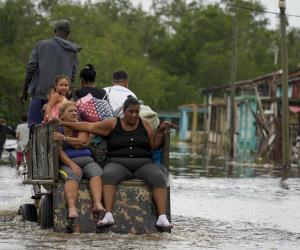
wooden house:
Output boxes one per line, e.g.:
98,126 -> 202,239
201,67 -> 300,161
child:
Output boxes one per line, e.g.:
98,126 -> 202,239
44,75 -> 70,122
15,114 -> 29,168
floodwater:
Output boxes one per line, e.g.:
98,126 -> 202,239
1,143 -> 300,249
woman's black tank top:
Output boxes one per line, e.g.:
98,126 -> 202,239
107,118 -> 151,158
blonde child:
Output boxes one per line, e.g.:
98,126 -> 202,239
44,75 -> 70,122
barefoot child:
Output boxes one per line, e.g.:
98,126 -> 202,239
44,75 -> 70,122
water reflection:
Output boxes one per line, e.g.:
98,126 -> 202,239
170,143 -> 300,178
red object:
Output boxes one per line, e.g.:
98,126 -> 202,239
76,93 -> 113,122
289,106 -> 300,113
17,151 -> 29,167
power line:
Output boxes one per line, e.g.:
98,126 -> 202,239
229,3 -> 300,18
200,0 -> 300,18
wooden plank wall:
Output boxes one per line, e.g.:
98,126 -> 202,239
48,122 -> 59,180
161,128 -> 171,225
162,129 -> 170,170
27,121 -> 59,180
32,128 -> 38,179
27,132 -> 33,179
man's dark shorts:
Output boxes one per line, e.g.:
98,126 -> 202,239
28,98 -> 47,128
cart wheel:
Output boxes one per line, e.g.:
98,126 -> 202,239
18,203 -> 38,222
39,194 -> 53,229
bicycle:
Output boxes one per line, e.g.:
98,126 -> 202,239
19,144 -> 29,176
3,142 -> 16,168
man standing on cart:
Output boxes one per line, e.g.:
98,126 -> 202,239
20,20 -> 80,129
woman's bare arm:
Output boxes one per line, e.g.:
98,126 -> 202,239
142,119 -> 164,150
45,93 -> 60,121
53,130 -> 90,148
143,119 -> 178,149
16,132 -> 20,140
61,118 -> 116,136
59,149 -> 81,176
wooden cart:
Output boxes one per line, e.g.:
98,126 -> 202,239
20,121 -> 171,234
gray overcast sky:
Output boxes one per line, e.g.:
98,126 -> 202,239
131,0 -> 300,29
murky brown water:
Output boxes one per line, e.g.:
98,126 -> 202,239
1,143 -> 300,249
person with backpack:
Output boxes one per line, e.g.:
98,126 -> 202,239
104,70 -> 137,117
75,64 -> 106,99
75,64 -> 109,167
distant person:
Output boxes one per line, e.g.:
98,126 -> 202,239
15,114 -> 29,167
44,75 -> 70,122
75,64 -> 106,99
20,19 -> 80,128
0,118 -> 15,159
104,70 -> 137,117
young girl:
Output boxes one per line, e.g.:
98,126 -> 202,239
44,75 -> 70,122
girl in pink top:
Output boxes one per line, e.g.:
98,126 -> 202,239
44,75 -> 70,122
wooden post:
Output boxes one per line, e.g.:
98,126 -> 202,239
254,86 -> 269,134
179,109 -> 188,141
207,93 -> 212,136
191,104 -> 198,144
230,13 -> 237,159
279,0 -> 290,167
204,94 -> 208,149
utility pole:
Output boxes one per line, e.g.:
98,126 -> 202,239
230,12 -> 237,159
279,0 -> 290,167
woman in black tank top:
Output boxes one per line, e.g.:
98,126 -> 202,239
61,96 -> 177,229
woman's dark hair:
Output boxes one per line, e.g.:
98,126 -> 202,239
80,64 -> 96,83
123,95 -> 140,111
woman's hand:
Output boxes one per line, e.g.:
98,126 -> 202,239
157,121 -> 178,133
70,163 -> 82,177
53,132 -> 65,142
149,121 -> 179,150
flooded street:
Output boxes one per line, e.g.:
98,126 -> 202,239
1,144 -> 300,249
